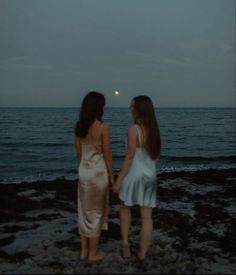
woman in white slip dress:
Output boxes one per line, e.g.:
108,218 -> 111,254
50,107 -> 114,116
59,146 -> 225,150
113,95 -> 161,260
75,91 -> 114,262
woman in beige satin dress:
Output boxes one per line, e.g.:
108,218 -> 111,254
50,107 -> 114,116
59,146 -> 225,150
75,91 -> 114,261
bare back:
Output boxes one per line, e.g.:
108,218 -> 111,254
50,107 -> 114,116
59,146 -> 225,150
80,120 -> 103,145
136,124 -> 148,149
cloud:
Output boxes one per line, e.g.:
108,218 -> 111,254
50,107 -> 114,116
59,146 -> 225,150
0,56 -> 81,78
134,39 -> 235,68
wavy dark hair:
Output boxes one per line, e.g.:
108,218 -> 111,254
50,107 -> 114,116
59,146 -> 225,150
75,91 -> 105,138
133,95 -> 161,160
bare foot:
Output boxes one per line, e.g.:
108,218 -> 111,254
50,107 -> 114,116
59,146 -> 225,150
88,251 -> 105,262
137,251 -> 145,260
80,252 -> 88,261
122,244 -> 131,258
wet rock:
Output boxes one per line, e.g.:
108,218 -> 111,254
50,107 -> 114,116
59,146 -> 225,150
0,236 -> 16,247
0,168 -> 235,274
0,251 -> 32,262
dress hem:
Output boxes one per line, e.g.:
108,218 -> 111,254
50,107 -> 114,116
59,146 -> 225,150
78,227 -> 108,238
119,198 -> 157,208
79,231 -> 101,238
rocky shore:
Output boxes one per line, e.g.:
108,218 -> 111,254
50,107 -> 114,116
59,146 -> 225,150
0,168 -> 235,274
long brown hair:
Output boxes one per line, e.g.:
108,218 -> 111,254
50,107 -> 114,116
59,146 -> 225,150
75,91 -> 105,138
133,95 -> 161,160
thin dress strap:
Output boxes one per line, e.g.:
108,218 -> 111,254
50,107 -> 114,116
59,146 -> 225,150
135,125 -> 142,146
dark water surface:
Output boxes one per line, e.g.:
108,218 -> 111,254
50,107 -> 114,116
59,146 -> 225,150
0,107 -> 235,183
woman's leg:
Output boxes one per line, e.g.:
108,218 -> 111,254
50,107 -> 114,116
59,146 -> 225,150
139,206 -> 153,259
87,236 -> 105,261
80,235 -> 89,260
120,202 -> 131,257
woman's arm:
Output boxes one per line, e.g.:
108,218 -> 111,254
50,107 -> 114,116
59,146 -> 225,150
74,136 -> 81,162
102,123 -> 114,183
113,126 -> 137,193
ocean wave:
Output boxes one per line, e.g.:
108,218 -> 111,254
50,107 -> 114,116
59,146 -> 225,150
1,165 -> 236,184
112,155 -> 236,162
0,142 -> 72,147
43,168 -> 78,173
161,155 -> 236,162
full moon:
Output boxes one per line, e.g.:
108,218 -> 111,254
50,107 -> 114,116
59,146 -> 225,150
115,91 -> 120,96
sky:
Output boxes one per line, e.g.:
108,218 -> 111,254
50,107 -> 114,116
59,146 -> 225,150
0,0 -> 235,107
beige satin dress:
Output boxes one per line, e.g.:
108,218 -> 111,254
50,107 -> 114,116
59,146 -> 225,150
77,126 -> 109,238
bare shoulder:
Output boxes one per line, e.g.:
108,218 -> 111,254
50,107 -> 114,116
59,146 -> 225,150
128,125 -> 138,136
101,122 -> 109,131
101,123 -> 110,137
75,135 -> 80,141
102,122 -> 109,129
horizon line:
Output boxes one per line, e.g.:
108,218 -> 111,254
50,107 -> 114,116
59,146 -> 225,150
0,106 -> 235,109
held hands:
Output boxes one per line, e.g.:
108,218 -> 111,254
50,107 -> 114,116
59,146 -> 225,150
108,176 -> 114,190
108,174 -> 122,194
112,178 -> 122,194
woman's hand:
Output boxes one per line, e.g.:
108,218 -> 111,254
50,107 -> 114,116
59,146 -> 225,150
108,176 -> 114,190
112,179 -> 121,194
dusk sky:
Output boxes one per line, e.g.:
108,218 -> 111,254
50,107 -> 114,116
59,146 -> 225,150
0,0 -> 235,107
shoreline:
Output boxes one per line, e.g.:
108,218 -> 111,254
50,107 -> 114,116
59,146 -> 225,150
0,168 -> 235,274
1,166 -> 236,186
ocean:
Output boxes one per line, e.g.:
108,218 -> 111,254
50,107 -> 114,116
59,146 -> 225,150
0,107 -> 235,184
